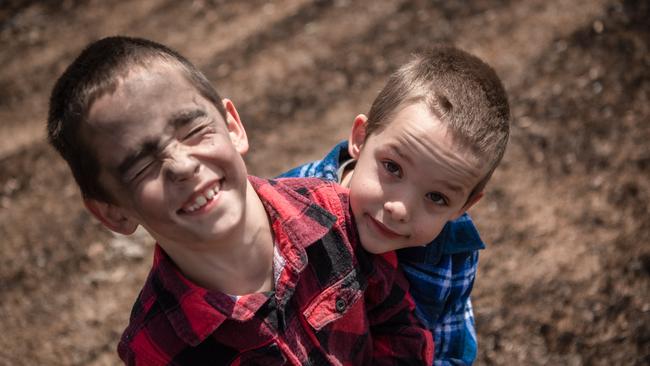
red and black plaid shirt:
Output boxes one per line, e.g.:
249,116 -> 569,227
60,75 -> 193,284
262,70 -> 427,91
118,176 -> 433,365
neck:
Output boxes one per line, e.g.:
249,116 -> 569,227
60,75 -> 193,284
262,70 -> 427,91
340,165 -> 355,188
164,182 -> 275,295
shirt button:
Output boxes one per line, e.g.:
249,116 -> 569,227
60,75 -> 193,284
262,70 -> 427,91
335,297 -> 346,313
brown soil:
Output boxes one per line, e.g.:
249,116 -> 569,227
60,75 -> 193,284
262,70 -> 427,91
1,0 -> 648,365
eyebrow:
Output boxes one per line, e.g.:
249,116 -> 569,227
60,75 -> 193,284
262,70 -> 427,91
389,145 -> 414,166
390,144 -> 465,195
441,181 -> 465,194
170,109 -> 207,129
117,108 -> 208,178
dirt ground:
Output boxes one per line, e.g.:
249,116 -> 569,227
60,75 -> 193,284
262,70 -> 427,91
0,0 -> 648,365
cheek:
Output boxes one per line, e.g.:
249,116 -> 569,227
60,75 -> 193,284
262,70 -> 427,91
206,141 -> 246,173
349,176 -> 380,213
413,216 -> 446,243
133,180 -> 167,211
348,189 -> 365,222
350,163 -> 383,199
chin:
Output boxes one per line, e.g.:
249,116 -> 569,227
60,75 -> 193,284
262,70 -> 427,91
360,241 -> 390,254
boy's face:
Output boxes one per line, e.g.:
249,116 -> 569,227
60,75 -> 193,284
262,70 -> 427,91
83,63 -> 251,250
348,102 -> 486,254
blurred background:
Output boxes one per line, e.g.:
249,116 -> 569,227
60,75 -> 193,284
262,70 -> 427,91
0,0 -> 648,364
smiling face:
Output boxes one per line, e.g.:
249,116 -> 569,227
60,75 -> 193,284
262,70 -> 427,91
83,62 -> 251,250
347,102 -> 487,254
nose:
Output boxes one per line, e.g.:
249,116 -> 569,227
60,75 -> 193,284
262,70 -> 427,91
164,146 -> 200,183
384,200 -> 409,223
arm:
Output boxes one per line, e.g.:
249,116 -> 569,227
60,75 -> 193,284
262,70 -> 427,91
276,140 -> 349,181
400,251 -> 480,366
433,252 -> 479,366
364,251 -> 434,365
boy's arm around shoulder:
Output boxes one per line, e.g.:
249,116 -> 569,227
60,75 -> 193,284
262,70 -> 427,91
431,251 -> 480,366
398,214 -> 483,365
276,140 -> 348,181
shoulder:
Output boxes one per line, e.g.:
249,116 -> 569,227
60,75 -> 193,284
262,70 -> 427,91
439,213 -> 485,255
273,176 -> 345,192
272,177 -> 350,213
276,140 -> 349,180
117,279 -> 172,365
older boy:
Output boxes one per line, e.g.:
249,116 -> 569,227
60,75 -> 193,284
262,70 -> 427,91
47,36 -> 433,365
280,46 -> 510,365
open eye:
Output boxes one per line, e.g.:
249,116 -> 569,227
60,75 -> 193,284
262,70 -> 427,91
426,192 -> 448,206
382,160 -> 402,177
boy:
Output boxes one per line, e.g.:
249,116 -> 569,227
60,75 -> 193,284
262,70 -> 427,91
280,46 -> 510,365
47,36 -> 433,365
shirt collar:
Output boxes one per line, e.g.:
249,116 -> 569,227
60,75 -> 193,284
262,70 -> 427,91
397,217 -> 485,264
249,176 -> 338,311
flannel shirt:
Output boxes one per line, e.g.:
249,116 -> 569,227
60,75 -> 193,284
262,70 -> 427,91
118,176 -> 433,365
279,141 -> 485,365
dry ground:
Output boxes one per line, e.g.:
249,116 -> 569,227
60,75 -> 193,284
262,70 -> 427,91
0,0 -> 648,365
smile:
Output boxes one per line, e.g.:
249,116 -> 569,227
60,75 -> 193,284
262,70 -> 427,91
179,181 -> 221,214
367,214 -> 406,239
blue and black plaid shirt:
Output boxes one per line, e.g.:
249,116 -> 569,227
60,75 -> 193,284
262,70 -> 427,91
279,141 -> 484,365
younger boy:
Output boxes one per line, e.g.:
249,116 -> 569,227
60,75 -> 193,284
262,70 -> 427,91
47,36 -> 433,365
280,46 -> 510,365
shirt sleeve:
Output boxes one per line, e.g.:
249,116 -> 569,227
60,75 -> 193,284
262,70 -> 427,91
118,333 -> 170,366
364,251 -> 435,365
431,251 -> 479,366
399,250 -> 478,366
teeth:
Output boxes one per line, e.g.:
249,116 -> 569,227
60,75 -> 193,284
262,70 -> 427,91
182,183 -> 220,213
195,195 -> 207,206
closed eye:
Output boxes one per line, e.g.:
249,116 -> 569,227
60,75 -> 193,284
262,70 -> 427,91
127,160 -> 156,183
184,125 -> 206,140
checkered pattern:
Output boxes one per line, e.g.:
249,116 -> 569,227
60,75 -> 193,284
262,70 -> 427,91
118,176 -> 433,365
279,141 -> 485,365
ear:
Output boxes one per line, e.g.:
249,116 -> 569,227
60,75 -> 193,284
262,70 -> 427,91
348,114 -> 368,159
222,98 -> 249,155
84,198 -> 138,235
451,191 -> 484,221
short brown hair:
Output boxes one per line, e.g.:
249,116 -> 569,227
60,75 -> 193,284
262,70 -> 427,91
365,46 -> 510,200
47,36 -> 226,202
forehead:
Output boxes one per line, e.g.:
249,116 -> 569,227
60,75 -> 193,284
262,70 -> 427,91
87,63 -> 196,125
370,103 -> 485,186
82,64 -> 217,166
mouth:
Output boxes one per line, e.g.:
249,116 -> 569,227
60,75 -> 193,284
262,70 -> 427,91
178,180 -> 222,215
366,214 -> 406,239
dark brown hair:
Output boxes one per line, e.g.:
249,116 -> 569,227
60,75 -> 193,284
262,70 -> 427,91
47,36 -> 226,202
366,46 -> 510,200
